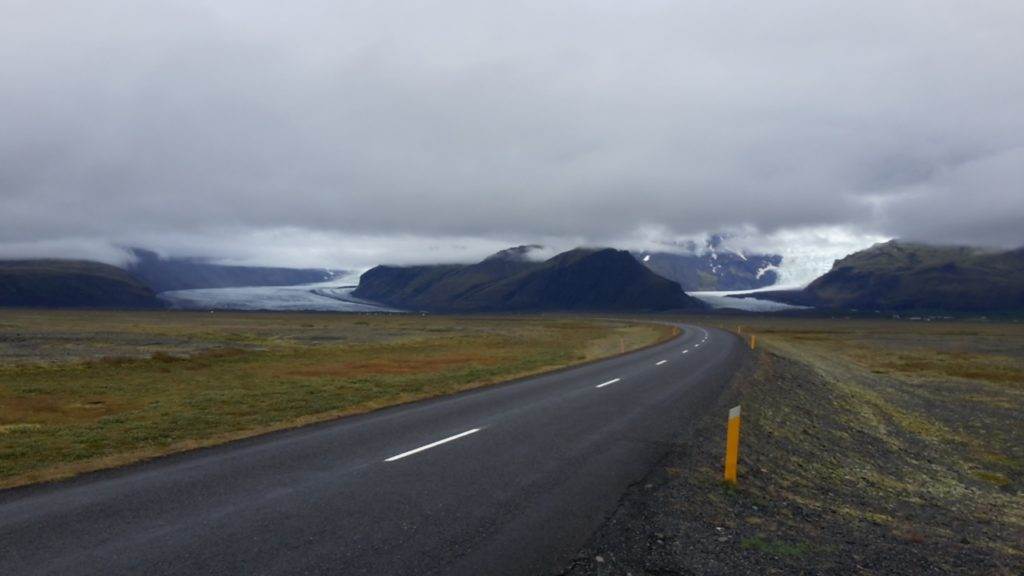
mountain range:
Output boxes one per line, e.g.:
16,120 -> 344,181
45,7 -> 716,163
0,260 -> 163,309
751,240 -> 1024,312
0,249 -> 343,309
125,248 -> 341,292
4,240 -> 1023,313
354,246 -> 704,312
634,235 -> 781,291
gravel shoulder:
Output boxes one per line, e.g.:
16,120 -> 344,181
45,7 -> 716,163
562,319 -> 1023,575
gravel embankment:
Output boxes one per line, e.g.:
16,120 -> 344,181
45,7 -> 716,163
562,339 -> 1022,575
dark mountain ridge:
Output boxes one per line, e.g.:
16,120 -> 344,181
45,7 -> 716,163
0,260 -> 163,309
126,248 -> 341,292
751,240 -> 1024,312
354,247 -> 704,312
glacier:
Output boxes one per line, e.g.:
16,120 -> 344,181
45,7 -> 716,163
159,280 -> 397,312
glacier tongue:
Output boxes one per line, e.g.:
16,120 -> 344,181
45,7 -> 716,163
159,282 -> 397,312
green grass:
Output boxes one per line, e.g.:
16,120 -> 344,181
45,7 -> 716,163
0,310 -> 675,488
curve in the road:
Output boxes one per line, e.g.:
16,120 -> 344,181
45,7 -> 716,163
0,323 -> 744,576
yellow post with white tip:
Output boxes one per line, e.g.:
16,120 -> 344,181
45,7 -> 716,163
724,405 -> 741,484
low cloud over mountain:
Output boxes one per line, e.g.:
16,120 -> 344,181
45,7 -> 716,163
2,2 -> 1021,275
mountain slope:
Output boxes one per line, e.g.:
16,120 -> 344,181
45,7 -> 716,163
635,251 -> 781,291
126,248 -> 340,292
354,247 -> 704,312
634,236 -> 782,291
351,245 -> 543,309
755,241 -> 1024,312
471,248 -> 704,311
0,260 -> 163,309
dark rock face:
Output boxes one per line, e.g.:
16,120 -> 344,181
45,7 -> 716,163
354,247 -> 705,312
757,240 -> 1024,312
353,264 -> 467,307
0,260 -> 163,309
125,248 -> 341,292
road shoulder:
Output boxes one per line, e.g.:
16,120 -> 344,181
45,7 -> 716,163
561,343 -> 1023,575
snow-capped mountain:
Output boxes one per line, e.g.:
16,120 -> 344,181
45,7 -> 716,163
634,235 -> 782,291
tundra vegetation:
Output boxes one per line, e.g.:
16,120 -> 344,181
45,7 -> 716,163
0,310 -> 674,488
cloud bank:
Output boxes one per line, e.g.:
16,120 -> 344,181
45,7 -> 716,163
1,1 -> 1021,282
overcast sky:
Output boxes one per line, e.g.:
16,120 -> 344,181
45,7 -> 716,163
1,1 -> 1022,283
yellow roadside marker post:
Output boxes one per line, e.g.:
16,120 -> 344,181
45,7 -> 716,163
620,337 -> 625,354
750,334 -> 757,350
724,405 -> 741,484
737,325 -> 743,335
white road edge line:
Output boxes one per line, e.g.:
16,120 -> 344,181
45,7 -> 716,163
596,378 -> 621,389
656,360 -> 668,366
385,428 -> 481,462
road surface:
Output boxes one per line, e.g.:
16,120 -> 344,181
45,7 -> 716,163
1,324 -> 743,575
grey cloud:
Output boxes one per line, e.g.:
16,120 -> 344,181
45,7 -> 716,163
1,1 -> 1022,271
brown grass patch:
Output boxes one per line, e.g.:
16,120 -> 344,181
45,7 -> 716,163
286,354 -> 505,378
0,394 -> 132,424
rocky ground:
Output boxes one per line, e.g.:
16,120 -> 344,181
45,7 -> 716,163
562,320 -> 1023,575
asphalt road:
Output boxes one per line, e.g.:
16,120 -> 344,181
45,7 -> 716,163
1,324 -> 743,576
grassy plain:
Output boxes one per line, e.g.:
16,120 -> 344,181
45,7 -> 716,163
0,310 -> 675,488
743,316 -> 1023,570
714,317 -> 1024,572
715,316 -> 1024,512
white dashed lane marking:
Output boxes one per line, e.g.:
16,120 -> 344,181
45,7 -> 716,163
385,429 -> 482,462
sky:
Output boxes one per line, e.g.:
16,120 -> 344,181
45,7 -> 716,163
2,1 -> 1022,285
